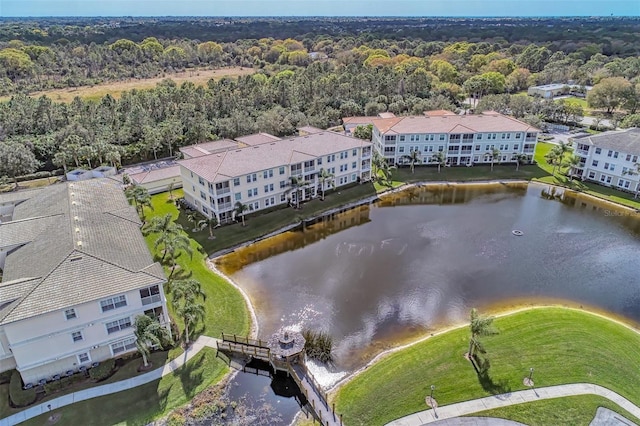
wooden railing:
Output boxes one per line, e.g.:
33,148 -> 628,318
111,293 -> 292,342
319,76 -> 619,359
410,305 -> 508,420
221,332 -> 268,348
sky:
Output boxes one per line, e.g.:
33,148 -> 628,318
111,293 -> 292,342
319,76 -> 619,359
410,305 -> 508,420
1,0 -> 639,17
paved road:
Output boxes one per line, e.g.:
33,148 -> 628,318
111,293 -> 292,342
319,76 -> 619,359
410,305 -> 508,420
386,384 -> 640,426
1,336 -> 220,426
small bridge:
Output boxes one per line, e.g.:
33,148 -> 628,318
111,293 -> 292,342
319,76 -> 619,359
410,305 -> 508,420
217,332 -> 343,426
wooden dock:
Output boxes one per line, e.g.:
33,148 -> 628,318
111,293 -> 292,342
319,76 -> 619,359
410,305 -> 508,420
217,333 -> 342,426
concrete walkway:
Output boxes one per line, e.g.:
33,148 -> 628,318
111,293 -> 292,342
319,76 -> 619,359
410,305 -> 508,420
1,336 -> 220,426
387,384 -> 640,426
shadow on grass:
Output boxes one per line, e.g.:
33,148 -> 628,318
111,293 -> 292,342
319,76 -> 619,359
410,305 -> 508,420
174,351 -> 206,399
471,356 -> 511,396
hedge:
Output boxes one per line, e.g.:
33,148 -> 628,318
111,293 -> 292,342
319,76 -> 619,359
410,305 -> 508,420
43,373 -> 85,394
9,370 -> 37,407
89,358 -> 116,382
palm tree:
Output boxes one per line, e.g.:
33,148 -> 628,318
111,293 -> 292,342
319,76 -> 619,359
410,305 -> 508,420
288,176 -> 309,209
134,314 -> 172,368
562,154 -> 582,181
199,216 -> 218,239
144,213 -> 182,237
378,160 -> 396,186
156,232 -> 192,264
404,149 -> 422,174
513,153 -> 529,171
623,162 -> 640,199
171,279 -> 207,346
318,168 -> 335,200
371,151 -> 386,181
125,185 -> 153,221
235,201 -> 248,226
186,211 -> 202,232
467,308 -> 498,362
545,145 -> 565,176
486,147 -> 501,171
167,182 -> 175,200
432,151 -> 446,173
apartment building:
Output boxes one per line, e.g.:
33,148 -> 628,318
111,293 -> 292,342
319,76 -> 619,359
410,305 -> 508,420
571,128 -> 640,194
0,179 -> 169,385
370,111 -> 540,167
178,132 -> 373,223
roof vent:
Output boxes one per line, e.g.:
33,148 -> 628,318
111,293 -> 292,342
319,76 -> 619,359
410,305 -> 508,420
74,216 -> 79,221
75,227 -> 80,233
77,241 -> 83,247
70,255 -> 82,262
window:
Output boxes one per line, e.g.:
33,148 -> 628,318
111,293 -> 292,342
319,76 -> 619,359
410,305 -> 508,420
200,191 -> 206,201
77,352 -> 90,364
263,170 -> 273,179
140,285 -> 161,306
398,146 -> 405,153
100,295 -> 127,312
233,178 -> 240,186
317,157 -> 322,165
607,150 -> 613,157
235,193 -> 241,201
439,135 -> 445,141
613,152 -> 619,159
352,149 -> 357,156
477,134 -> 482,140
279,167 -> 285,175
246,173 -> 257,183
198,177 -> 205,186
592,160 -> 599,167
280,180 -> 287,189
280,193 -> 287,202
65,308 -> 77,320
626,154 -> 632,161
399,135 -> 405,142
247,188 -> 258,197
516,133 -> 521,139
633,156 -> 638,163
72,331 -> 83,342
202,206 -> 208,214
352,174 -> 357,182
588,171 -> 596,179
595,148 -> 602,154
111,337 -> 137,355
604,163 -> 610,170
513,144 -> 519,151
264,184 -> 274,193
501,133 -> 506,139
265,197 -> 275,207
352,162 -> 357,169
106,317 -> 132,334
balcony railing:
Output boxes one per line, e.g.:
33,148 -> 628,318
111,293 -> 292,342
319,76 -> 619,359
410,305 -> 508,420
216,187 -> 231,195
525,137 -> 537,142
141,294 -> 162,306
218,202 -> 233,211
576,149 -> 589,156
523,149 -> 534,153
362,150 -> 372,158
460,150 -> 473,155
304,166 -> 315,173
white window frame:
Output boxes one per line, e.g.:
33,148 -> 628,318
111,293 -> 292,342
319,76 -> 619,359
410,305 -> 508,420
77,352 -> 91,364
105,317 -> 132,334
110,337 -> 137,356
64,308 -> 77,320
72,331 -> 83,342
100,295 -> 127,313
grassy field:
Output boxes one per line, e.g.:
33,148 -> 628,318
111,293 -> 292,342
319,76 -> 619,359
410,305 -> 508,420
1,67 -> 254,103
474,394 -> 640,426
18,348 -> 227,426
333,307 -> 640,426
144,189 -> 251,338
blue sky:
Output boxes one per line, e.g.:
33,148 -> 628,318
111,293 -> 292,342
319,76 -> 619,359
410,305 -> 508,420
2,0 -> 639,17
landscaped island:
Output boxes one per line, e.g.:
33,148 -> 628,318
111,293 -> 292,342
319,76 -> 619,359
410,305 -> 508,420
332,307 -> 640,426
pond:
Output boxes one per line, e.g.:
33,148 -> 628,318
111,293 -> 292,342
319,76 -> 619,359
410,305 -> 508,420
217,182 -> 640,393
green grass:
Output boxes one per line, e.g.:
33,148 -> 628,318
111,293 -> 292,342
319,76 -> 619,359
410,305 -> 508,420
333,307 -> 640,426
178,183 -> 377,255
19,348 -> 227,426
474,395 -> 640,426
532,142 -> 640,210
144,190 -> 250,338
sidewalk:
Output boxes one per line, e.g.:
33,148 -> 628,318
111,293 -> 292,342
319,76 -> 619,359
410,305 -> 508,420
387,383 -> 640,426
1,336 -> 220,426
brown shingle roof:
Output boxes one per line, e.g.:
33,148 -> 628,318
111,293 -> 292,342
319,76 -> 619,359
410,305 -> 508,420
235,133 -> 282,146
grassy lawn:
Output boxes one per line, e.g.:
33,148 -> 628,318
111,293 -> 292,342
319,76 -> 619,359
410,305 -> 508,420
144,190 -> 250,338
333,307 -> 640,426
532,142 -> 640,210
19,348 -> 227,426
474,394 -> 640,426
179,183 -> 377,255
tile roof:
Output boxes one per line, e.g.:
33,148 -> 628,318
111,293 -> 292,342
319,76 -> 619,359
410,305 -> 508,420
179,132 -> 372,184
572,128 -> 640,156
424,110 -> 458,117
372,112 -> 540,134
297,126 -> 324,135
0,179 -> 165,324
130,165 -> 182,185
235,133 -> 282,146
179,139 -> 238,158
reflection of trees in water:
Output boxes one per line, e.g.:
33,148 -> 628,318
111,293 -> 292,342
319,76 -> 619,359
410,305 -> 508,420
378,183 -> 528,207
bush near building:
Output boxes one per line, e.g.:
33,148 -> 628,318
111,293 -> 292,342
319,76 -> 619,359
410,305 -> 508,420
9,371 -> 36,408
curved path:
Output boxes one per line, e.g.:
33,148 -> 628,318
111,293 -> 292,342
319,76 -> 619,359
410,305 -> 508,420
1,336 -> 220,426
386,383 -> 640,426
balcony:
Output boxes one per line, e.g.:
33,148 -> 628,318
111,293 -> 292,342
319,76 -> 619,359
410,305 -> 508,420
576,149 -> 589,157
460,150 -> 473,155
141,294 -> 162,306
304,166 -> 315,173
361,163 -> 371,170
525,137 -> 537,142
218,202 -> 233,211
523,149 -> 534,154
216,187 -> 231,196
362,150 -> 372,158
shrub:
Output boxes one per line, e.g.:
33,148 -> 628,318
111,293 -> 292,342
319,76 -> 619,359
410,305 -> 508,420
89,358 -> 116,382
0,369 -> 12,384
302,329 -> 334,363
9,371 -> 36,407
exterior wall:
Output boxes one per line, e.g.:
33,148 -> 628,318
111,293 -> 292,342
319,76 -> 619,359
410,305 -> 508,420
3,282 -> 169,384
137,176 -> 183,195
574,143 -> 640,194
180,147 -> 372,223
373,129 -> 538,167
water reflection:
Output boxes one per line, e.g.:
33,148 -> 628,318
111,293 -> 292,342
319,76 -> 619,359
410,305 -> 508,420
218,182 -> 640,374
